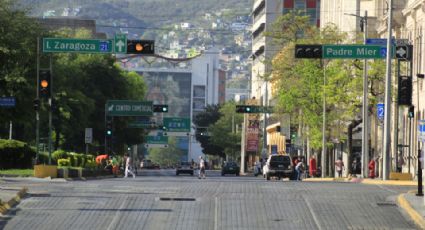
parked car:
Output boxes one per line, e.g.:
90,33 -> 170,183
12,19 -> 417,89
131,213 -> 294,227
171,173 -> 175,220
263,155 -> 293,180
176,161 -> 194,176
221,161 -> 240,176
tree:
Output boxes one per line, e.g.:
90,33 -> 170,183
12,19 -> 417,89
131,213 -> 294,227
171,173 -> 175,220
209,101 -> 243,160
193,104 -> 224,157
0,0 -> 46,141
147,137 -> 185,166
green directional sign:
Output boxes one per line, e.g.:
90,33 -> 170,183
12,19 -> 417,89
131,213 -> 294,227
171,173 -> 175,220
43,38 -> 113,53
114,34 -> 127,54
323,45 -> 386,59
146,136 -> 168,144
106,100 -> 153,116
128,122 -> 155,128
163,117 -> 190,132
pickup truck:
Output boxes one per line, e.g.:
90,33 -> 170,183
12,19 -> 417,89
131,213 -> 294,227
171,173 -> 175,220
263,155 -> 293,180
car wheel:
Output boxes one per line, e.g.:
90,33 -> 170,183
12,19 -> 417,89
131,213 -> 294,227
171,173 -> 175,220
176,172 -> 179,176
266,173 -> 270,180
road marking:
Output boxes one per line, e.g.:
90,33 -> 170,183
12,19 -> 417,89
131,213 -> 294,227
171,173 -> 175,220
304,197 -> 322,230
106,196 -> 128,230
214,197 -> 218,230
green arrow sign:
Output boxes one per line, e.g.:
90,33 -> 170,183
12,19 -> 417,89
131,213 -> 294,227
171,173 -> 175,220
43,38 -> 113,53
106,100 -> 153,116
163,117 -> 190,132
323,45 -> 386,59
114,34 -> 127,54
146,136 -> 168,144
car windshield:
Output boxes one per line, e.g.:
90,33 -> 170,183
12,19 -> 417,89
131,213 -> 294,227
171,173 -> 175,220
226,162 -> 237,166
271,156 -> 290,163
180,162 -> 190,166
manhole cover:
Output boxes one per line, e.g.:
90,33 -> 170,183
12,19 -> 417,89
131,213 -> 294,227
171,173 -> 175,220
376,202 -> 396,206
159,197 -> 196,201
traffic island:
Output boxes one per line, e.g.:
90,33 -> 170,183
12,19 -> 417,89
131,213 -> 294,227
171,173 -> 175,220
397,192 -> 425,229
0,187 -> 28,216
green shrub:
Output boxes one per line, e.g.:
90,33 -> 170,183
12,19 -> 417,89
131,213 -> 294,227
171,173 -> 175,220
52,150 -> 67,162
37,152 -> 50,164
85,160 -> 97,169
58,158 -> 71,167
68,154 -> 76,167
72,153 -> 84,167
0,139 -> 36,169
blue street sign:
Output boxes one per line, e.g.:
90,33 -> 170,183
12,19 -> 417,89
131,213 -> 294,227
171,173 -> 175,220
366,38 -> 388,45
380,47 -> 387,57
419,120 -> 425,142
0,97 -> 16,107
377,103 -> 384,121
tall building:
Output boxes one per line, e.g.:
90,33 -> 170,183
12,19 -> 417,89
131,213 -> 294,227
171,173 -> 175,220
251,0 -> 321,157
124,48 -> 225,161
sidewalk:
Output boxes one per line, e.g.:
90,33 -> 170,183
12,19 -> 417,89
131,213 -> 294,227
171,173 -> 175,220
397,191 -> 425,229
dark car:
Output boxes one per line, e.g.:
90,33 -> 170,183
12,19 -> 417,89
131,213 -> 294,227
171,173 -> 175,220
221,162 -> 240,176
176,161 -> 194,176
264,155 -> 293,180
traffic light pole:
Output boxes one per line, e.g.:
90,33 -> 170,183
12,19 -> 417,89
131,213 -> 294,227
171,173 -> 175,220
361,11 -> 369,179
322,61 -> 327,178
36,37 -> 40,164
48,56 -> 53,165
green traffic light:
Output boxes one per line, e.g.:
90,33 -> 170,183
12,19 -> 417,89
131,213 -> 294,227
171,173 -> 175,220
107,130 -> 112,135
246,107 -> 251,112
162,107 -> 168,112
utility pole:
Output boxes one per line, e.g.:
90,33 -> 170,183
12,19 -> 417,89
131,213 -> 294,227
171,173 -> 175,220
416,74 -> 424,196
383,0 -> 393,180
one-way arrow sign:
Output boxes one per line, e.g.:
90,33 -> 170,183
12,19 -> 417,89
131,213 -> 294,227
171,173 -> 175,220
395,45 -> 408,60
114,34 -> 127,54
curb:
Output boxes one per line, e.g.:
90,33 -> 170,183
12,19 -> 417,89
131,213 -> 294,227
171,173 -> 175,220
397,193 -> 425,229
0,187 -> 28,216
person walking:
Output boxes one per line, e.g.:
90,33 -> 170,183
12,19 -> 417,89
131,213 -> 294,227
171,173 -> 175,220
111,155 -> 119,177
124,153 -> 136,178
334,157 -> 345,178
295,160 -> 304,181
198,156 -> 206,179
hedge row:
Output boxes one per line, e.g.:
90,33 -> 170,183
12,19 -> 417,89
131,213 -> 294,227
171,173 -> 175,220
53,150 -> 95,168
0,139 -> 36,169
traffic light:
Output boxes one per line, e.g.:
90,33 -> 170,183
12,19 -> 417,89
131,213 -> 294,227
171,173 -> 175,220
153,104 -> 168,113
33,99 -> 40,111
398,76 -> 412,106
295,45 -> 323,59
236,105 -> 255,113
39,69 -> 51,98
290,126 -> 297,140
127,40 -> 155,54
106,118 -> 113,136
408,105 -> 415,118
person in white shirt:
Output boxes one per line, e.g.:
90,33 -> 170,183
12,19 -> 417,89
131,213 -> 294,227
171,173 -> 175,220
198,156 -> 206,179
124,153 -> 136,178
295,160 -> 304,181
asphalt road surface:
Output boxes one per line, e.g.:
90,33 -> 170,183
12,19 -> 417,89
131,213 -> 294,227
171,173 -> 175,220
0,169 -> 418,230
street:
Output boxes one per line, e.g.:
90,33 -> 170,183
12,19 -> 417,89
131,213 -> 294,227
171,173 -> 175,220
0,170 -> 417,230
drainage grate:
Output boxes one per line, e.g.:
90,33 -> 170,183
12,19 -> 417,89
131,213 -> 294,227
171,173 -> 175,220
29,193 -> 51,197
376,202 -> 396,206
159,197 -> 196,201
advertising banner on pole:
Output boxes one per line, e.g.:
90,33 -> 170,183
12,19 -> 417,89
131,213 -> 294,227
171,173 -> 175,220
246,118 -> 260,152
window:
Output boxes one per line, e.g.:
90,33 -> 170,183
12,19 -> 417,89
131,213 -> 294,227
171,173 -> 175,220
294,0 -> 306,9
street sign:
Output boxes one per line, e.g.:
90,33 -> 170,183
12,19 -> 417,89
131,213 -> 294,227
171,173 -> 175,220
419,120 -> 425,142
146,135 -> 168,144
85,128 -> 93,144
377,103 -> 384,121
43,38 -> 113,53
128,122 -> 156,128
323,45 -> 386,59
114,34 -> 127,54
163,117 -> 190,132
366,38 -> 388,46
0,97 -> 16,107
106,100 -> 153,116
395,45 -> 408,59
